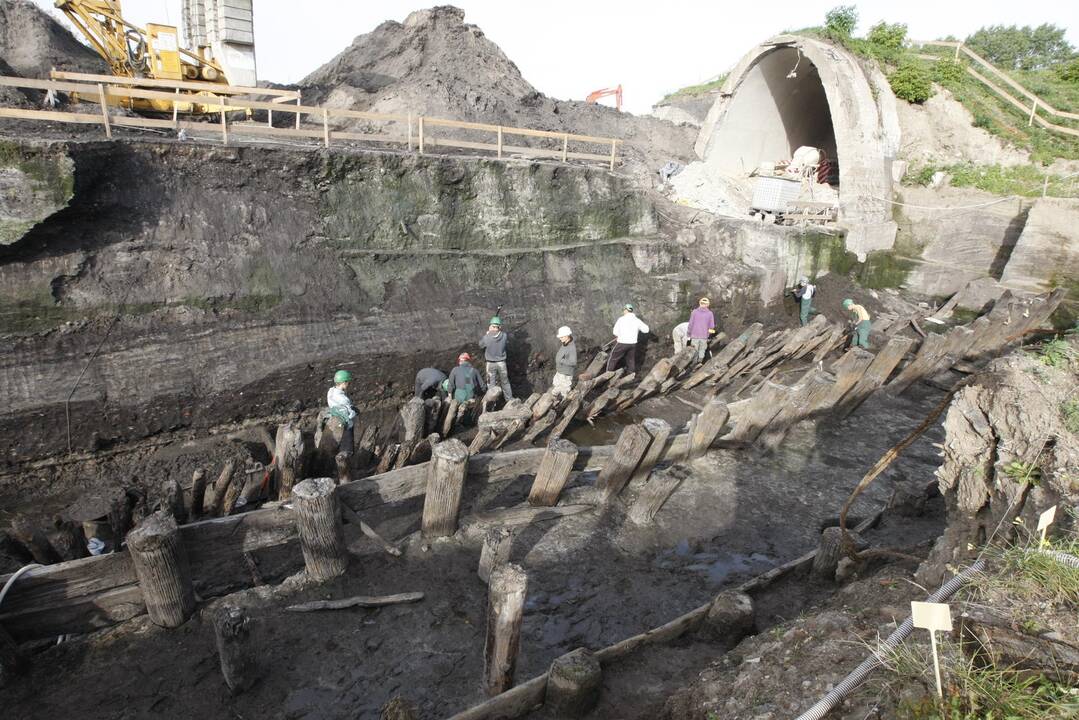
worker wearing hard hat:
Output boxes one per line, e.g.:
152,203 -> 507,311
843,299 -> 872,349
607,303 -> 649,375
686,297 -> 717,363
326,369 -> 356,455
447,352 -> 487,403
479,316 -> 513,400
414,367 -> 448,400
552,326 -> 577,399
794,277 -> 816,326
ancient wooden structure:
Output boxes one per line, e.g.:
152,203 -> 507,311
292,478 -> 349,581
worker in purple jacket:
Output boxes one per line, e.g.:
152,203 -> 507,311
686,296 -> 716,363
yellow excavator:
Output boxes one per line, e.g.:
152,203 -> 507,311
54,0 -> 256,113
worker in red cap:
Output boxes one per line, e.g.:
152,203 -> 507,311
446,352 -> 487,403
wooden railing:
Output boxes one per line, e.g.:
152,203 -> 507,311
913,40 -> 1079,138
0,73 -> 622,169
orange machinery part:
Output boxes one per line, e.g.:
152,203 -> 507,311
585,84 -> 622,111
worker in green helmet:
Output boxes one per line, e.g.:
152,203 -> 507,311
479,315 -> 513,400
843,299 -> 872,349
326,369 -> 356,455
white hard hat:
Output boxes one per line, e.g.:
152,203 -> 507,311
557,325 -> 572,338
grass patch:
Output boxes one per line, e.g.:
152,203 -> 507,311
904,162 -> 1079,197
1037,338 -> 1076,367
660,74 -> 728,103
1061,399 -> 1079,434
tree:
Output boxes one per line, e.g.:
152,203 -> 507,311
965,24 -> 1075,71
866,22 -> 908,63
889,61 -> 933,103
824,6 -> 858,39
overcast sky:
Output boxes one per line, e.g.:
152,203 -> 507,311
33,0 -> 1079,114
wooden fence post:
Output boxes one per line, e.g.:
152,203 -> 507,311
562,133 -> 568,162
688,398 -> 730,459
407,111 -> 413,150
173,87 -> 180,128
422,439 -> 468,537
485,563 -> 528,696
1028,99 -> 1037,126
322,108 -> 330,148
418,116 -> 425,154
295,92 -> 301,129
596,423 -> 653,501
293,477 -> 348,581
126,510 -> 195,628
275,422 -> 305,501
97,83 -> 111,138
609,139 -> 616,171
527,438 -> 578,506
213,605 -> 255,694
634,418 -> 672,481
267,106 -> 272,127
546,648 -> 602,716
497,126 -> 503,158
478,526 -> 514,583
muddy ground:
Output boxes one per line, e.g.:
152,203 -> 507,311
0,368 -> 949,718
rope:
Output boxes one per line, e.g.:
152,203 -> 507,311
862,194 -> 1021,212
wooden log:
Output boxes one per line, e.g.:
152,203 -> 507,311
400,397 -> 427,443
688,397 -> 730,459
478,526 -> 515,583
811,526 -> 843,581
213,605 -> 255,694
339,499 -> 402,557
669,346 -> 699,378
834,335 -> 916,418
253,425 -> 276,459
220,473 -> 245,517
480,386 -> 504,417
958,605 -> 1079,683
527,438 -> 579,506
887,332 -> 950,394
485,563 -> 528,696
596,424 -> 653,501
471,504 -> 592,528
381,696 -> 421,720
335,452 -> 351,485
530,391 -> 557,422
161,477 -> 188,525
521,409 -> 557,445
292,478 -> 348,581
628,465 -> 689,524
523,392 -> 541,409
822,348 -> 875,408
275,423 -> 305,501
469,428 -> 496,455
757,368 -> 833,450
356,424 -> 380,472
422,439 -> 469,538
546,648 -> 601,717
615,357 -> 674,410
548,392 -> 583,440
10,515 -> 60,565
633,418 -> 672,481
206,460 -> 236,517
189,468 -> 208,519
0,624 -> 25,687
582,348 -> 609,378
442,398 -> 460,437
722,382 -> 789,445
108,489 -> 134,547
376,444 -> 400,474
285,592 -> 424,612
585,386 -> 621,421
812,325 -> 846,364
126,510 -> 196,628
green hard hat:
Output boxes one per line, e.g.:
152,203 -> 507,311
334,369 -> 353,383
489,316 -> 503,326
842,299 -> 853,308
440,378 -> 449,392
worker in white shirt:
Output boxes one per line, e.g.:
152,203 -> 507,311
326,369 -> 356,455
607,303 -> 650,375
793,277 -> 816,326
671,321 -> 689,354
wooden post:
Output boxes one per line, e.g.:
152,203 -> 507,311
126,510 -> 195,628
407,111 -> 413,150
295,93 -> 301,129
633,417 -> 672,481
595,423 -> 652,501
689,397 -> 730,459
335,452 -> 350,485
478,526 -> 514,583
812,526 -> 844,581
220,95 -> 228,145
422,439 -> 469,538
293,478 -> 348,581
322,108 -> 330,148
628,465 -> 690,524
163,478 -> 188,524
497,126 -> 503,159
173,87 -> 180,127
206,459 -> 235,517
267,106 -> 272,127
954,42 -> 961,60
189,468 -> 207,520
275,422 -> 305,500
418,116 -> 425,154
527,438 -> 578,506
546,648 -> 602,716
609,139 -> 616,171
97,83 -> 111,138
484,563 -> 528,696
562,133 -> 568,162
1028,99 -> 1037,126
213,605 -> 255,694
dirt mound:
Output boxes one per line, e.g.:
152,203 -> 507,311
0,57 -> 32,107
0,0 -> 106,79
300,5 -> 695,177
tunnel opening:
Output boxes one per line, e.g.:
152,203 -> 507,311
710,47 -> 839,185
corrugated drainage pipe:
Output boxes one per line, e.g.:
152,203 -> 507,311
794,559 -> 986,720
1039,549 -> 1079,568
0,563 -> 41,610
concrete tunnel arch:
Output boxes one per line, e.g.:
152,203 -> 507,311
695,35 -> 902,256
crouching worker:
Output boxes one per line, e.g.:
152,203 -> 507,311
325,369 -> 356,455
414,367 -> 448,400
448,352 -> 486,405
842,298 -> 872,349
552,325 -> 577,399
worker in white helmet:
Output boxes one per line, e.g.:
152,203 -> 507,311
552,325 -> 577,399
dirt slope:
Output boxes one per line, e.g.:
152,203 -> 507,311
300,6 -> 696,177
0,0 -> 106,79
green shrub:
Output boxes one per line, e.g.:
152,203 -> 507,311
824,5 -> 858,39
1061,399 -> 1079,434
1057,58 -> 1079,84
889,61 -> 933,103
932,58 -> 966,86
866,21 -> 907,63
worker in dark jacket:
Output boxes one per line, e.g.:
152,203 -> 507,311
414,367 -> 448,399
551,325 -> 577,399
447,353 -> 486,403
479,315 -> 513,400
